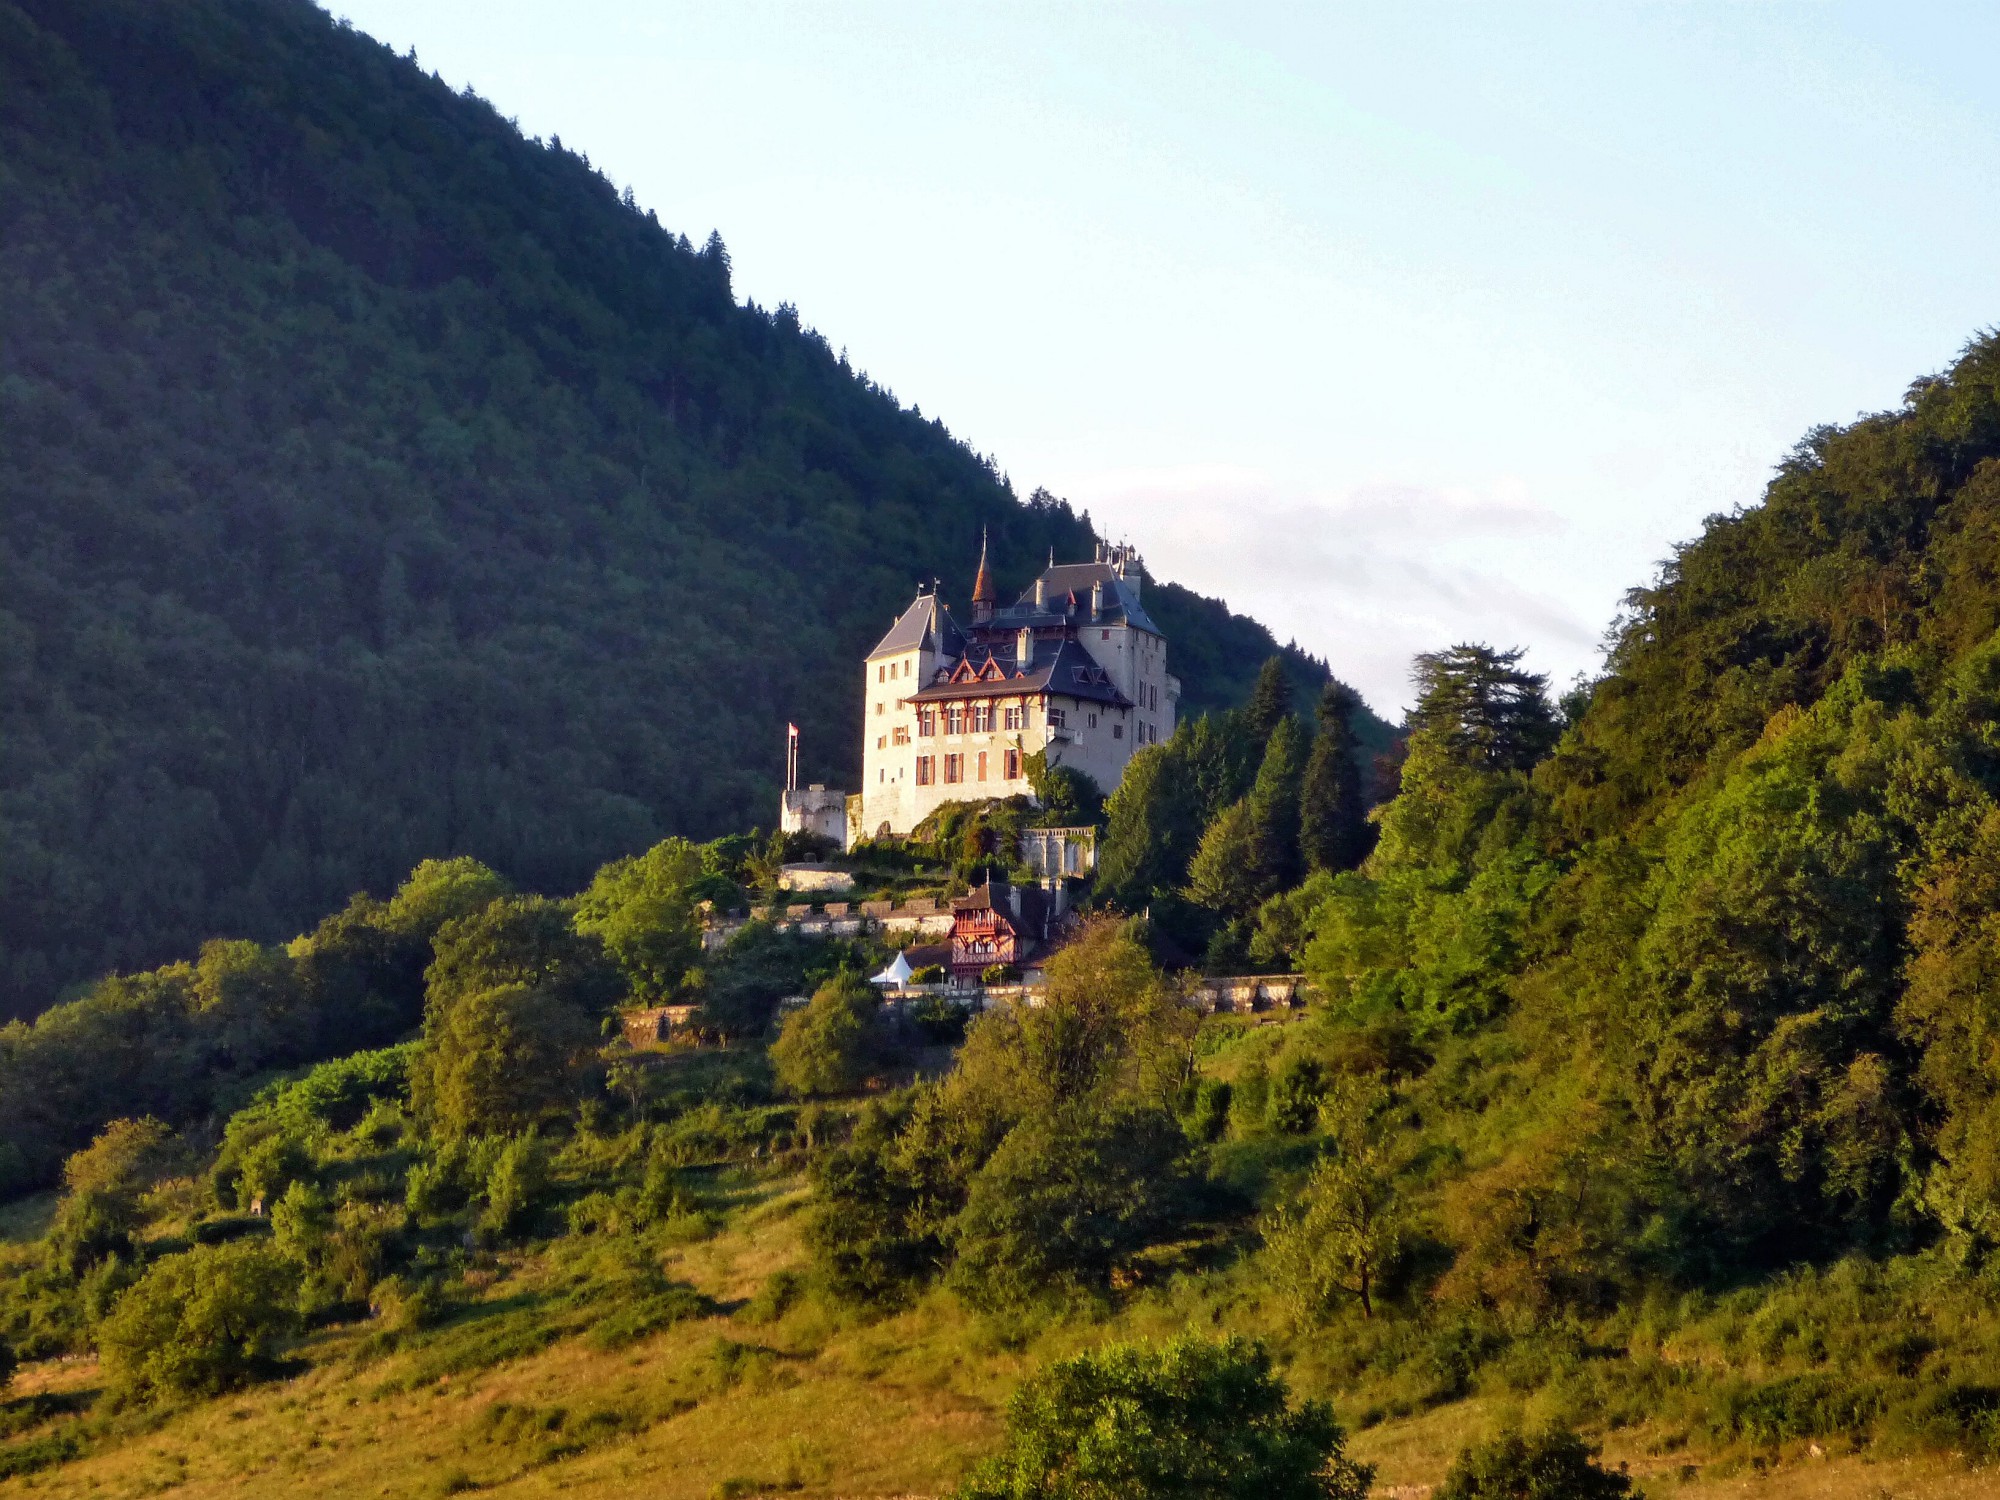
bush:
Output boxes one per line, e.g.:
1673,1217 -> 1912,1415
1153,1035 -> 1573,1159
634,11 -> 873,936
1266,1054 -> 1326,1134
1186,1078 -> 1233,1143
905,993 -> 972,1044
948,1106 -> 1192,1311
482,1135 -> 550,1238
1435,1427 -> 1631,1500
770,973 -> 883,1098
97,1242 -> 299,1401
952,1334 -> 1371,1500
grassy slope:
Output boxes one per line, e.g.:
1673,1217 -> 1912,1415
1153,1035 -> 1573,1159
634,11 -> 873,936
5,1159 -> 1995,1499
6,1191 -> 1991,1500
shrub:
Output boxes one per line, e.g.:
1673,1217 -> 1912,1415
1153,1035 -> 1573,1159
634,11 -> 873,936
1187,1078 -> 1233,1143
1267,1055 -> 1326,1134
405,1140 -> 474,1221
270,1181 -> 333,1268
770,973 -> 883,1098
370,1275 -> 447,1334
482,1135 -> 550,1238
1435,1427 -> 1631,1500
952,1334 -> 1371,1500
97,1242 -> 299,1401
905,993 -> 972,1044
948,1105 -> 1192,1311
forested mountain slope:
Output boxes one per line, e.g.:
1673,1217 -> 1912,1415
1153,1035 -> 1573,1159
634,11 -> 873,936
0,0 -> 1364,1020
1293,332 -> 2000,1277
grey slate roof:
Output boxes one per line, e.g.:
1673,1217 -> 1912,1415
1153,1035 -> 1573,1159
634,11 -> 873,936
907,636 -> 1133,709
867,593 -> 966,660
1004,562 -> 1161,636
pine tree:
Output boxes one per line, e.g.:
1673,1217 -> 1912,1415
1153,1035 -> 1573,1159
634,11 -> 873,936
1183,800 -> 1261,917
1245,716 -> 1307,900
1407,644 -> 1557,772
1098,743 -> 1205,910
1244,656 -> 1293,746
1300,683 -> 1373,873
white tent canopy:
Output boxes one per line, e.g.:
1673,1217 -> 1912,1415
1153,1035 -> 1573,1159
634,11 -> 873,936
869,951 -> 915,987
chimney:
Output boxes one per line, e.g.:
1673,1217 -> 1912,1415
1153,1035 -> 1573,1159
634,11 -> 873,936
1090,580 -> 1104,619
1033,576 -> 1047,609
1017,626 -> 1034,667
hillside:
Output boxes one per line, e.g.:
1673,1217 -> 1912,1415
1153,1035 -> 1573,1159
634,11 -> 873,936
19,309 -> 2000,1489
0,0 -> 1372,1021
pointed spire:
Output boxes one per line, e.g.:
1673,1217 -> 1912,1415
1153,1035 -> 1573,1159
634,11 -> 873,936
972,527 -> 997,623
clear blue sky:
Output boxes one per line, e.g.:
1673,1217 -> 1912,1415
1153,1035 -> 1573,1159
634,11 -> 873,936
330,1 -> 2000,713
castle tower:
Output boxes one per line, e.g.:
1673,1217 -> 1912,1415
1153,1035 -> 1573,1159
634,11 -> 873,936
970,528 -> 997,625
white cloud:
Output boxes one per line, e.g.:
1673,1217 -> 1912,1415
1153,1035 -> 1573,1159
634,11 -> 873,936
1076,466 -> 1600,715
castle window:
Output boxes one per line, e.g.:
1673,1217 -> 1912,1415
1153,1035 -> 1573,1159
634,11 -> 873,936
1088,713 -> 1097,729
877,735 -> 887,749
1113,723 -> 1123,740
946,704 -> 966,735
1049,707 -> 1067,730
977,751 -> 988,781
893,725 -> 911,746
972,702 -> 994,732
916,756 -> 935,786
1102,629 -> 1110,640
1004,748 -> 1022,780
1004,704 -> 1025,730
943,753 -> 964,784
918,707 -> 936,736
876,701 -> 885,715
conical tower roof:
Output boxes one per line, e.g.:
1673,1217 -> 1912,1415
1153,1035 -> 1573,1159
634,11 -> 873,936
971,528 -> 997,606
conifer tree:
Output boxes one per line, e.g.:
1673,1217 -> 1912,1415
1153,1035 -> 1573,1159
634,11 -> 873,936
1245,716 -> 1307,900
1300,683 -> 1373,873
1407,644 -> 1558,772
1184,800 -> 1261,917
1097,743 -> 1205,911
1244,656 -> 1293,746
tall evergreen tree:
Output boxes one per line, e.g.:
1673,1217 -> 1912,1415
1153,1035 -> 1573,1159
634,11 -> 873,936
1245,716 -> 1308,900
1301,683 -> 1373,874
1245,656 -> 1294,746
1407,645 -> 1558,772
1096,743 -> 1205,912
1183,800 -> 1261,918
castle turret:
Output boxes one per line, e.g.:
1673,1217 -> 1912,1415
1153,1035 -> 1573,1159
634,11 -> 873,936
971,529 -> 997,625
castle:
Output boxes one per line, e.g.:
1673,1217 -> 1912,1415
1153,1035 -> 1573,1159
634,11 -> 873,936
843,539 -> 1179,842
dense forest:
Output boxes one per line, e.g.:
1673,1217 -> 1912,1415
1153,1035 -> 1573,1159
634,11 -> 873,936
0,0 -> 1368,1023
